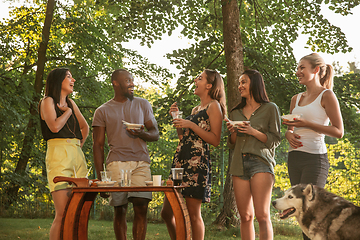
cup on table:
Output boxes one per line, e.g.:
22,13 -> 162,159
171,111 -> 183,119
120,169 -> 132,187
171,168 -> 184,186
100,171 -> 112,182
153,175 -> 162,186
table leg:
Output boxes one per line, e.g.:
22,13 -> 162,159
61,192 -> 97,240
61,192 -> 84,240
77,193 -> 98,240
164,190 -> 191,240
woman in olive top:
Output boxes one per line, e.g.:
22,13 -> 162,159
226,70 -> 281,240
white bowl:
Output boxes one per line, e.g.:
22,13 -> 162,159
281,114 -> 301,122
145,181 -> 153,186
232,121 -> 250,127
122,120 -> 144,130
96,181 -> 116,187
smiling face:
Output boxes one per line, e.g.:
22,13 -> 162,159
194,71 -> 212,96
114,71 -> 134,99
296,59 -> 317,85
61,71 -> 75,95
238,74 -> 251,98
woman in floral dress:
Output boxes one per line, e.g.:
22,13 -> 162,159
161,69 -> 226,240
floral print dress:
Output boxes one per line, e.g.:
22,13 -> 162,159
170,106 -> 211,203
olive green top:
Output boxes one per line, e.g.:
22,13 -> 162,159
227,102 -> 281,176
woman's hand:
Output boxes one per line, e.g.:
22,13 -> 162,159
225,118 -> 236,134
57,103 -> 72,113
282,118 -> 308,128
236,122 -> 253,135
285,130 -> 302,148
169,102 -> 179,116
172,118 -> 194,129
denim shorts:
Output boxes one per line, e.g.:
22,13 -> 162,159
237,153 -> 274,180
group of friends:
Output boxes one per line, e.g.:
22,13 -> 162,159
39,52 -> 343,240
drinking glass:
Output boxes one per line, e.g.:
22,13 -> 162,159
100,171 -> 112,182
171,168 -> 184,186
120,169 -> 132,187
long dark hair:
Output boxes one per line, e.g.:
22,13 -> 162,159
39,68 -> 73,111
232,69 -> 269,111
204,69 -> 227,118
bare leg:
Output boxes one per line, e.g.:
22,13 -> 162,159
232,176 -> 255,240
130,197 -> 149,240
50,189 -> 71,240
185,197 -> 204,240
250,173 -> 274,240
161,196 -> 176,240
114,204 -> 128,240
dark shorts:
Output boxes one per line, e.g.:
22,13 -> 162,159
287,151 -> 329,188
235,153 -> 274,181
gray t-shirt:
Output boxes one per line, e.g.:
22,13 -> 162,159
92,97 -> 155,164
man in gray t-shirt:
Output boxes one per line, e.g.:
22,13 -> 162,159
92,69 -> 159,240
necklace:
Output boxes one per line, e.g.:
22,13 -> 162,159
58,106 -> 77,137
65,112 -> 77,137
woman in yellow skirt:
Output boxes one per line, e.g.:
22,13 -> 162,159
39,68 -> 89,240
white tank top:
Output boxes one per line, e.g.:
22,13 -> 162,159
289,89 -> 330,154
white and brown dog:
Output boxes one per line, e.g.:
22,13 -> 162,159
272,184 -> 360,240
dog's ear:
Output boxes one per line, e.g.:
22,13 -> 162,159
303,184 -> 315,201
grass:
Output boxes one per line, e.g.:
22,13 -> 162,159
0,218 -> 302,239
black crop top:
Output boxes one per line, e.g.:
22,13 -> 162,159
39,104 -> 83,141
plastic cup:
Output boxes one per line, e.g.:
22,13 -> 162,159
120,169 -> 132,187
153,175 -> 162,186
100,171 -> 112,182
171,111 -> 183,119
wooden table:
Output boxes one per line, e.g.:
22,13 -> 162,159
53,176 -> 191,240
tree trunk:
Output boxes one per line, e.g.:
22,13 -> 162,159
4,0 -> 55,209
213,0 -> 244,228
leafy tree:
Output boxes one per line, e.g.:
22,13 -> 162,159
0,0 -> 176,208
156,0 -> 360,227
333,73 -> 360,143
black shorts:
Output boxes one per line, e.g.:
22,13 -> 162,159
287,151 -> 329,188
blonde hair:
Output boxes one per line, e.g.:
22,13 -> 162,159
300,53 -> 334,90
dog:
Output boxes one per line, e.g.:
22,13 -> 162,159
272,183 -> 360,240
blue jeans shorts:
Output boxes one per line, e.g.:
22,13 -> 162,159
237,153 -> 274,180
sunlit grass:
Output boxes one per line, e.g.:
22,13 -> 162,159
0,218 -> 302,239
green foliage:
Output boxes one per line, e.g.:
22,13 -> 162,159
0,0 -> 175,207
333,73 -> 360,143
327,139 -> 360,205
161,0 -> 358,119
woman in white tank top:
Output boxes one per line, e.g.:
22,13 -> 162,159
283,53 -> 344,240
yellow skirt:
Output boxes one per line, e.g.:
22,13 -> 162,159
45,138 -> 87,192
